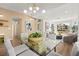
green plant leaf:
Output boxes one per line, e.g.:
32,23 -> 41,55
28,32 -> 42,38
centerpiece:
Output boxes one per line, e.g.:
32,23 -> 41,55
28,32 -> 42,43
28,32 -> 47,55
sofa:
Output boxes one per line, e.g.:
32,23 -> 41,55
63,33 -> 77,44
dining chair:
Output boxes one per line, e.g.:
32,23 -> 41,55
4,38 -> 16,56
4,37 -> 38,56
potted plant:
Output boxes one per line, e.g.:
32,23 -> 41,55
28,32 -> 47,54
28,32 -> 42,42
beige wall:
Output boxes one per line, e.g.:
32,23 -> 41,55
0,7 -> 37,39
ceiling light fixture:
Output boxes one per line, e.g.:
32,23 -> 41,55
29,7 -> 33,11
24,10 -> 27,13
33,10 -> 36,13
24,3 -> 46,14
42,9 -> 46,13
36,7 -> 39,11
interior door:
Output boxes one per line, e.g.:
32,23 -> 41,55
12,16 -> 21,39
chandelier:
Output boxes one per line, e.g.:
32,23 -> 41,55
24,3 -> 46,14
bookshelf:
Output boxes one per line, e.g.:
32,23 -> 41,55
57,24 -> 69,34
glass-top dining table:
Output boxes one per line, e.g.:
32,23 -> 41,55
26,38 -> 62,56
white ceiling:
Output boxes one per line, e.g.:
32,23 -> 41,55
0,3 -> 78,20
0,3 -> 65,18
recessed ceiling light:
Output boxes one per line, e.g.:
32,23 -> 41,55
0,15 -> 3,17
33,10 -> 36,13
24,10 -> 27,13
42,9 -> 46,13
29,7 -> 32,11
36,7 -> 39,11
64,11 -> 68,14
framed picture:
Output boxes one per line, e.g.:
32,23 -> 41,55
25,21 -> 32,31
